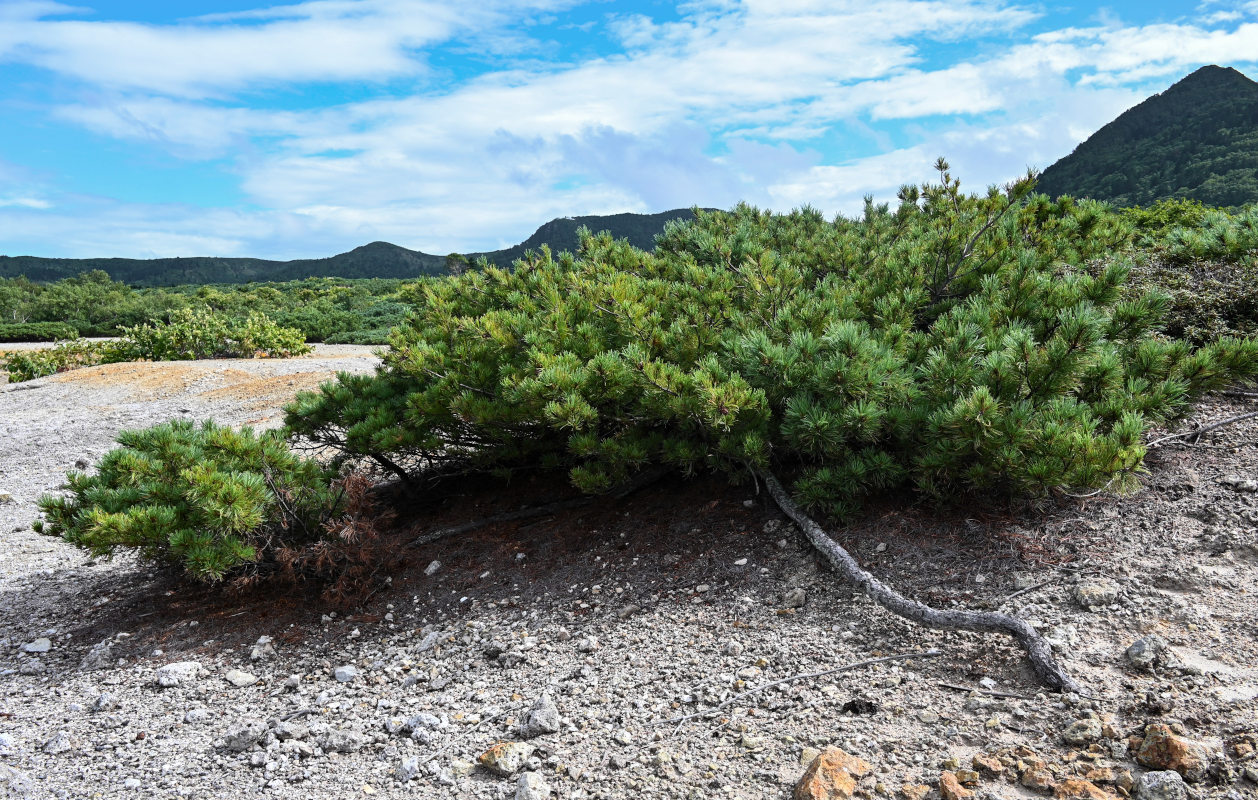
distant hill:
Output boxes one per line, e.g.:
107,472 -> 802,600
0,209 -> 702,286
1037,65 -> 1258,208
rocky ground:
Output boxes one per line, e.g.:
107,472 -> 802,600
0,349 -> 1256,800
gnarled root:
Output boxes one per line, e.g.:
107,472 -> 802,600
759,470 -> 1084,695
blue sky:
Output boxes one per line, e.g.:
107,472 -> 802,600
1,0 -> 1256,260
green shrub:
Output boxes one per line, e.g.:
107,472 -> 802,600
323,327 -> 394,345
2,308 -> 312,381
0,322 -> 78,342
35,420 -> 336,581
2,338 -> 124,382
120,307 -> 311,360
287,164 -> 1258,515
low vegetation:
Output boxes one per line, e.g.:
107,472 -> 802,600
2,308 -> 310,381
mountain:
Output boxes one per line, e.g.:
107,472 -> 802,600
0,209 -> 702,286
1036,65 -> 1258,208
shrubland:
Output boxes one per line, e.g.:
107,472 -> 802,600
23,165 -> 1258,687
2,308 -> 310,381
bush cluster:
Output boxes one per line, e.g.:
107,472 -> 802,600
36,421 -> 337,581
0,322 -> 78,342
2,308 -> 310,381
288,164 -> 1258,517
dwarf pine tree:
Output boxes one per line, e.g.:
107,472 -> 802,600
285,161 -> 1258,515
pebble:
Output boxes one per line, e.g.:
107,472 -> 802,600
722,639 -> 745,657
782,588 -> 807,608
1136,771 -> 1188,800
424,560 -> 442,576
224,669 -> 257,687
21,638 -> 51,653
516,771 -> 551,800
154,661 -> 202,688
1073,579 -> 1120,609
334,665 -> 359,683
42,731 -> 73,755
1126,635 -> 1174,671
519,693 -> 562,739
222,719 -> 267,752
79,639 -> 113,671
478,742 -> 535,776
249,635 -> 275,661
1062,717 -> 1103,745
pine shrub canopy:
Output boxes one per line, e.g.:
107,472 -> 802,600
37,420 -> 335,580
284,164 -> 1258,515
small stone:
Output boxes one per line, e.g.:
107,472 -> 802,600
519,693 -> 561,739
793,746 -> 872,800
972,753 -> 1004,776
901,786 -> 930,800
273,721 -> 307,740
397,756 -> 422,782
155,661 -> 202,688
734,558 -> 748,566
123,778 -> 141,790
616,603 -> 641,618
1022,767 -> 1058,792
1125,635 -> 1174,671
249,635 -> 275,661
954,770 -> 979,786
783,588 -> 807,608
516,771 -> 551,800
612,729 -> 632,746
321,729 -> 367,753
224,669 -> 257,688
18,658 -> 44,675
478,742 -> 535,776
1135,723 -> 1216,783
917,710 -> 939,724
1063,718 -> 1103,745
334,665 -> 359,683
183,708 -> 210,724
0,492 -> 11,504
42,731 -> 73,755
222,718 -> 267,752
1054,778 -> 1116,800
1073,579 -> 1120,609
0,733 -> 15,756
1134,771 -> 1188,800
722,639 -> 745,657
800,746 -> 822,766
939,772 -> 973,800
79,639 -> 113,671
21,638 -> 51,653
739,734 -> 765,750
424,560 -> 442,576
576,637 -> 599,652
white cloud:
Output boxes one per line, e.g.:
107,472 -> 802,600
0,197 -> 52,209
4,1 -> 1258,258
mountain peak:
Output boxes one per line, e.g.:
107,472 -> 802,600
1035,64 -> 1258,208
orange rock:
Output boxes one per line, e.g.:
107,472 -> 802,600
1135,723 -> 1216,783
793,747 -> 873,800
1021,766 -> 1058,792
1053,778 -> 1116,800
972,754 -> 1004,776
1084,767 -> 1116,784
939,772 -> 974,800
900,785 -> 931,800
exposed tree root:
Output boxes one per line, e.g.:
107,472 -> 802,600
1147,409 -> 1258,448
759,470 -> 1085,694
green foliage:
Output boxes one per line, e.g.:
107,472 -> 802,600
2,309 -> 310,381
1038,65 -> 1258,208
118,307 -> 311,360
35,420 -> 336,581
287,162 -> 1258,514
0,322 -> 78,342
2,339 -> 126,382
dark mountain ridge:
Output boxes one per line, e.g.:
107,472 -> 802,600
1037,65 -> 1258,207
0,209 -> 701,287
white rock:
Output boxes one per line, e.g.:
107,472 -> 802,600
424,560 -> 442,576
22,638 -> 51,654
333,665 -> 359,683
154,661 -> 202,688
516,771 -> 551,800
249,636 -> 275,661
224,669 -> 257,688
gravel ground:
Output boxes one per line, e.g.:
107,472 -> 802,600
1,352 -> 1257,800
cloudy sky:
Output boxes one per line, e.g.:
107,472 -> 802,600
1,0 -> 1256,259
